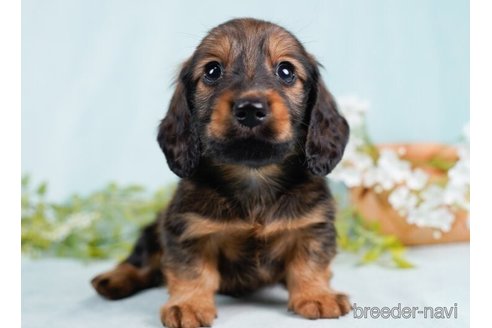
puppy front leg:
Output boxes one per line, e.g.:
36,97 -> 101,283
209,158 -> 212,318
286,245 -> 351,319
161,258 -> 219,328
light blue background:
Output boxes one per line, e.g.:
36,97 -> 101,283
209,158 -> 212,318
22,0 -> 469,200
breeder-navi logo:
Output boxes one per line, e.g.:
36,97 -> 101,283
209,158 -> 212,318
353,303 -> 458,319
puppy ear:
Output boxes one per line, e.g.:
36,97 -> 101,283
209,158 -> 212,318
305,66 -> 349,176
157,61 -> 200,178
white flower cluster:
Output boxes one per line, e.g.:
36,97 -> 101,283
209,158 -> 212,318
44,212 -> 100,241
331,97 -> 470,235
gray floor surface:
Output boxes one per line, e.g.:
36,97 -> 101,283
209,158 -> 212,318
22,243 -> 469,328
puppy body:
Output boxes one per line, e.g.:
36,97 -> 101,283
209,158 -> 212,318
92,18 -> 350,327
164,157 -> 336,295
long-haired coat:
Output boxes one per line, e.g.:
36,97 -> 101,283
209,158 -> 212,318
92,18 -> 351,328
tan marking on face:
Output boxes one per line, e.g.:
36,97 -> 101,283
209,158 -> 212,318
267,29 -> 299,62
267,29 -> 308,81
271,62 -> 306,111
273,56 -> 308,82
266,29 -> 308,111
266,90 -> 293,141
207,91 -> 234,139
193,33 -> 233,81
234,89 -> 292,141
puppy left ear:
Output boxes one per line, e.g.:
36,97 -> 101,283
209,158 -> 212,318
157,60 -> 200,178
305,68 -> 349,176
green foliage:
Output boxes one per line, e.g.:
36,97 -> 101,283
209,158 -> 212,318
427,156 -> 458,172
21,175 -> 174,260
336,207 -> 414,269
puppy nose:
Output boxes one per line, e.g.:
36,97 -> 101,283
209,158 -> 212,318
233,99 -> 268,128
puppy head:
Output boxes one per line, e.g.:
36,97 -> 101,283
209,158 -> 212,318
158,18 -> 349,178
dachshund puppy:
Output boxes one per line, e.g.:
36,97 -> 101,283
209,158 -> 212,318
92,18 -> 350,327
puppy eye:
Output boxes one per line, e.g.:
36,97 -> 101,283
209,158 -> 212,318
203,61 -> 223,84
276,62 -> 296,85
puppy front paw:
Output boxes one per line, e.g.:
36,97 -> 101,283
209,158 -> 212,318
288,292 -> 352,319
160,301 -> 217,328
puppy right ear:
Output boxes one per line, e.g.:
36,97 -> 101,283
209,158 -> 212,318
157,61 -> 200,178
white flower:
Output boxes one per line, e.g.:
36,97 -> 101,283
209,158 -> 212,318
420,185 -> 445,209
443,183 -> 468,208
44,212 -> 99,241
378,150 -> 412,184
337,96 -> 369,129
448,157 -> 469,189
457,142 -> 469,159
362,166 -> 379,187
331,110 -> 468,234
344,134 -> 364,150
331,166 -> 363,187
406,168 -> 429,190
426,208 -> 455,232
361,165 -> 398,190
443,140 -> 469,209
407,206 -> 454,232
331,143 -> 374,187
357,150 -> 412,190
403,180 -> 462,232
349,150 -> 374,170
406,206 -> 423,225
388,186 -> 418,215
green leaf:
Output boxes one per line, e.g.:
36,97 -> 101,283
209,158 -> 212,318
22,174 -> 30,188
392,254 -> 414,269
382,235 -> 400,247
361,247 -> 382,264
427,157 -> 457,172
36,182 -> 47,196
336,205 -> 414,269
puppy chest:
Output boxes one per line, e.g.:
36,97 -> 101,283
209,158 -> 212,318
215,235 -> 287,293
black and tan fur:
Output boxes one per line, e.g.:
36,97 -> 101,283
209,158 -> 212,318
92,18 -> 351,327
